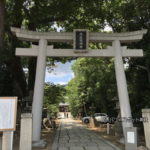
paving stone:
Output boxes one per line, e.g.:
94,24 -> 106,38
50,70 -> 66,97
59,138 -> 69,141
58,147 -> 69,150
52,119 -> 119,150
84,146 -> 100,150
96,142 -> 108,146
70,147 -> 84,150
99,146 -> 115,150
82,143 -> 98,147
66,143 -> 78,147
69,140 -> 80,143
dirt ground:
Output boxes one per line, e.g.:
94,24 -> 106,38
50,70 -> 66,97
12,129 -> 55,150
0,124 -> 56,150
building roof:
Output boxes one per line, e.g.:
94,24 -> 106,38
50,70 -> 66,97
59,102 -> 69,106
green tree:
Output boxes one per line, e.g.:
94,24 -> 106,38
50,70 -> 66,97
43,83 -> 66,115
67,58 -> 117,117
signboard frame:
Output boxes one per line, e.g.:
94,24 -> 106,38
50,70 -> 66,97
0,97 -> 17,131
73,29 -> 89,52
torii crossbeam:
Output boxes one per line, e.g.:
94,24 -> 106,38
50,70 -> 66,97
11,27 -> 147,146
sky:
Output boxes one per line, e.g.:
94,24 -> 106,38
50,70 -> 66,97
45,61 -> 75,85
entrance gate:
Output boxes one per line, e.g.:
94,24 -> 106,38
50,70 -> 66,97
11,27 -> 147,144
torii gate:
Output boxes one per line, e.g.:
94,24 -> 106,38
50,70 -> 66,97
11,27 -> 147,145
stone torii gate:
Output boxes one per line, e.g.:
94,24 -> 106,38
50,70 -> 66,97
11,27 -> 147,146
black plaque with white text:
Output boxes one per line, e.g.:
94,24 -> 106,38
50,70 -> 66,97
75,31 -> 87,50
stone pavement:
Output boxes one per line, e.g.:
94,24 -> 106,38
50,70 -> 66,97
52,119 -> 121,150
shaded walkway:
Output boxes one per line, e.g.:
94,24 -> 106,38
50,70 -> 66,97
52,119 -> 121,150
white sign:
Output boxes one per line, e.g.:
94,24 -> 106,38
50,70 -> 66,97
127,131 -> 135,143
0,97 -> 17,131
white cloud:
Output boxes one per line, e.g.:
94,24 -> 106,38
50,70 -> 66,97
45,61 -> 75,84
46,62 -> 74,78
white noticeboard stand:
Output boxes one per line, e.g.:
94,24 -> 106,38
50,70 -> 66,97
0,97 -> 17,150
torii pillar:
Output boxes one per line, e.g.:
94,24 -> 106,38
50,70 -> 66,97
11,27 -> 147,145
32,39 -> 47,146
113,40 -> 133,135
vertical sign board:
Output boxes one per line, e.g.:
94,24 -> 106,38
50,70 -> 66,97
73,29 -> 89,51
0,97 -> 17,131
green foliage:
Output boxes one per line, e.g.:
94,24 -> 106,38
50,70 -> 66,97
44,83 -> 66,114
66,58 -> 117,117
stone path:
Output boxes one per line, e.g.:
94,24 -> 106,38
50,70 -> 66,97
52,119 -> 121,150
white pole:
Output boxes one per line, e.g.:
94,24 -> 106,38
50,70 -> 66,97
2,132 -> 14,150
113,40 -> 133,137
107,123 -> 110,135
32,39 -> 47,142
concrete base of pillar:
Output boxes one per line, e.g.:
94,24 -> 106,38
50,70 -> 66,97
32,139 -> 47,148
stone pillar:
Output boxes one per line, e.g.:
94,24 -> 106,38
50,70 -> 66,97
32,39 -> 47,143
142,109 -> 150,149
19,113 -> 32,150
2,132 -> 14,150
113,40 -> 133,137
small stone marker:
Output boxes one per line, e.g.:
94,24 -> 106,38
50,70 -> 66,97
142,109 -> 150,149
125,127 -> 137,150
19,113 -> 32,150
